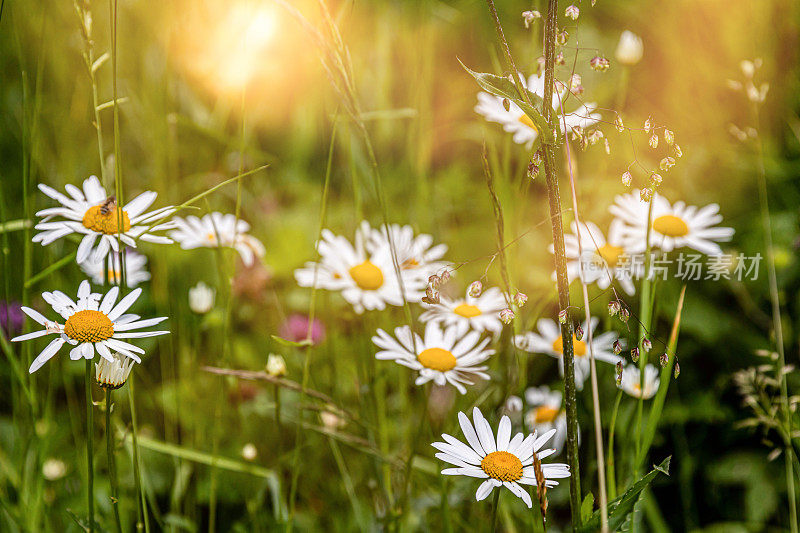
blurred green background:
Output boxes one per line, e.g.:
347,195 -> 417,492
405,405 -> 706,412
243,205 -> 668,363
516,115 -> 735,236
1,0 -> 799,531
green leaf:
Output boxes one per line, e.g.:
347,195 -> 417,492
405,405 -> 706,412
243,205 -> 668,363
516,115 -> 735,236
581,492 -> 595,524
577,457 -> 671,532
270,334 -> 313,348
458,59 -> 556,145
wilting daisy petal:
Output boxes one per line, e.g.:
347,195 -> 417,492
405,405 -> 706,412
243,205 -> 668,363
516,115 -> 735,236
169,212 -> 265,266
432,407 -> 570,508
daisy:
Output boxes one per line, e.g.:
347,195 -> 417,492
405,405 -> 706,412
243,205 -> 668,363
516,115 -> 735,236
420,286 -> 507,337
11,280 -> 169,373
609,190 -> 734,255
560,220 -> 639,295
514,318 -> 622,390
294,221 -> 427,314
475,73 -> 601,149
33,176 -> 176,264
79,250 -> 151,288
525,386 -> 568,454
372,321 -> 494,394
95,353 -> 136,389
618,363 -> 659,399
432,407 -> 570,508
169,212 -> 266,266
368,223 -> 448,278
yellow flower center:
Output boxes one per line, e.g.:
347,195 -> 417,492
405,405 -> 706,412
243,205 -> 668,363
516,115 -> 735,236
481,451 -> 524,482
595,243 -> 625,268
206,233 -> 217,243
453,303 -> 482,318
534,406 -> 560,424
82,205 -> 131,235
417,347 -> 457,372
402,258 -> 419,269
652,215 -> 689,237
518,114 -> 538,132
64,310 -> 114,343
552,335 -> 587,357
348,260 -> 384,291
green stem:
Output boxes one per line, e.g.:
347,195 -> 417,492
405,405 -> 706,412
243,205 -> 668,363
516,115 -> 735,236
606,389 -> 623,501
489,489 -> 500,533
85,360 -> 95,533
129,376 -> 150,533
106,388 -> 123,533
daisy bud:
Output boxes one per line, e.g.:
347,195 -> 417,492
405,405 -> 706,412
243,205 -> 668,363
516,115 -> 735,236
631,346 -> 640,363
608,300 -> 620,316
266,354 -> 287,377
565,4 -> 580,20
189,281 -> 215,314
558,309 -> 568,324
468,281 -> 483,298
513,291 -> 528,308
659,157 -> 675,171
673,361 -> 681,379
672,144 -> 683,158
649,133 -> 659,149
241,443 -> 258,461
615,361 -> 624,385
642,338 -> 652,352
659,352 -> 669,367
614,114 -> 625,132
499,308 -> 515,325
621,171 -> 632,187
575,324 -> 584,341
615,30 -> 643,66
650,172 -> 663,186
504,395 -> 523,414
527,161 -> 540,180
664,129 -> 674,145
619,307 -> 630,323
522,10 -> 541,28
640,188 -> 653,202
613,340 -> 622,355
503,98 -> 511,112
590,55 -> 610,72
644,117 -> 653,133
556,30 -> 569,46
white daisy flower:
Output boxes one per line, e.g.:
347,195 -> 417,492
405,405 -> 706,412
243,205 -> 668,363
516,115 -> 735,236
95,352 -> 136,389
11,280 -> 168,373
33,176 -> 176,264
169,212 -> 266,266
294,221 -> 427,314
524,386 -> 568,454
475,73 -> 601,149
79,250 -> 151,288
372,321 -> 494,394
560,220 -> 640,295
420,286 -> 507,337
367,223 -> 448,278
618,364 -> 659,399
432,407 -> 570,508
514,318 -> 622,390
609,190 -> 734,255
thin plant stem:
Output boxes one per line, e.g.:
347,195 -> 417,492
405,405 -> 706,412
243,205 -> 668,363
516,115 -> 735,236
85,360 -> 95,533
129,376 -> 150,533
106,388 -> 123,533
489,489 -> 500,533
606,389 -> 623,500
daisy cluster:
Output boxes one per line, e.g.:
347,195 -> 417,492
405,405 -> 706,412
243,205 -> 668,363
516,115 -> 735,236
14,175 -> 266,386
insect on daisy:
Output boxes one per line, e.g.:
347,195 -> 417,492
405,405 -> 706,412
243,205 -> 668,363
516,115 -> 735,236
33,176 -> 176,264
432,407 -> 570,508
559,220 -> 640,295
11,280 -> 169,373
294,221 -> 429,314
514,318 -> 622,390
475,72 -> 601,149
525,386 -> 569,454
618,363 -> 659,399
420,286 -> 507,337
169,212 -> 266,266
372,321 -> 494,394
79,250 -> 151,288
609,189 -> 734,255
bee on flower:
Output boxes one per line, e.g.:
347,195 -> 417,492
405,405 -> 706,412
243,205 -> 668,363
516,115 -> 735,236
169,212 -> 266,266
420,286 -> 507,337
33,176 -> 176,264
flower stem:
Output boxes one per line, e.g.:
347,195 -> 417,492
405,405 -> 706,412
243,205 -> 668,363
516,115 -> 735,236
129,376 -> 150,533
85,359 -> 95,533
106,388 -> 123,533
606,389 -> 623,500
489,489 -> 501,533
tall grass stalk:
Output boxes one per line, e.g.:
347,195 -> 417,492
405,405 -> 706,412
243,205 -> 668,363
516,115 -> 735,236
85,359 -> 95,532
606,389 -> 623,500
129,376 -> 150,532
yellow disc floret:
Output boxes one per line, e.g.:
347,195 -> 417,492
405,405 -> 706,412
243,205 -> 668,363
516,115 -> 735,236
481,451 -> 524,482
64,310 -> 114,343
82,205 -> 131,235
417,347 -> 457,372
595,243 -> 625,268
348,260 -> 384,291
552,335 -> 587,357
453,303 -> 482,318
533,406 -> 560,424
652,214 -> 689,237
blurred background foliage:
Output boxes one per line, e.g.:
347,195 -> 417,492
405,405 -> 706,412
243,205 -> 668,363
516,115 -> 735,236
1,0 -> 800,531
